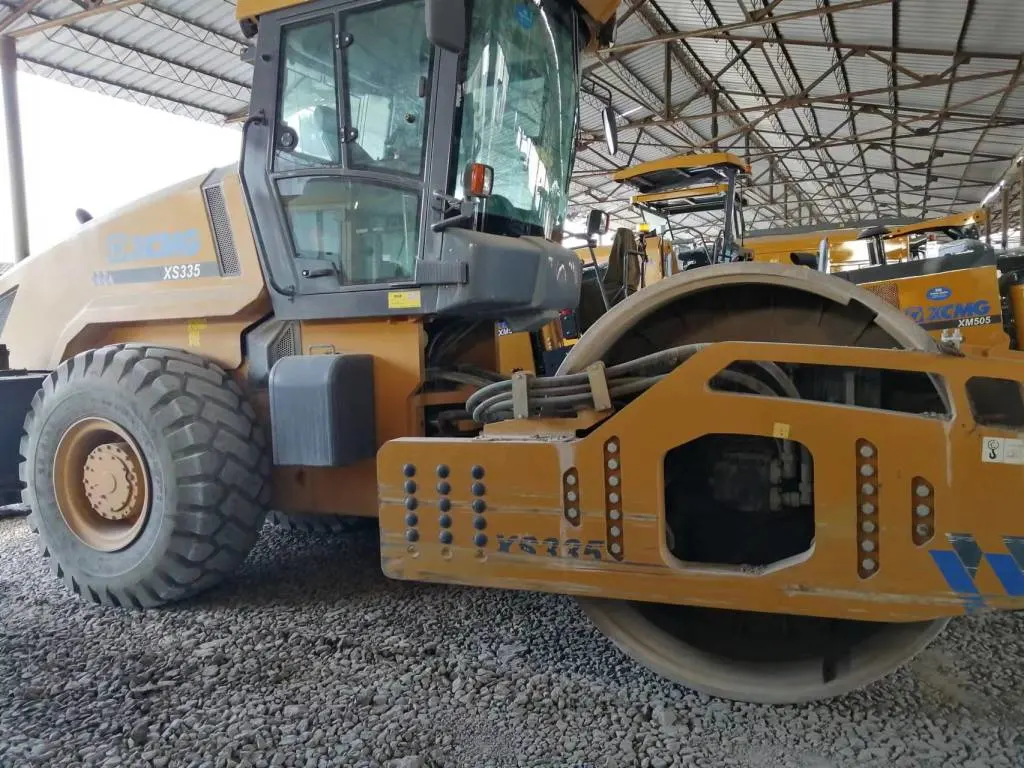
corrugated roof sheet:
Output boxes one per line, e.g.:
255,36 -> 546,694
5,0 -> 1022,234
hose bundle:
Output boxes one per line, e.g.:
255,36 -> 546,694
466,344 -> 709,423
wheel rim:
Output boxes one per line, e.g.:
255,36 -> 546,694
563,265 -> 948,702
52,417 -> 151,552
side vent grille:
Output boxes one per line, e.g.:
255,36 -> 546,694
862,282 -> 900,309
203,184 -> 241,276
270,322 -> 299,367
0,287 -> 17,336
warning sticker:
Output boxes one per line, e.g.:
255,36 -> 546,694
772,422 -> 791,439
187,318 -> 207,348
981,437 -> 1024,464
388,290 -> 422,310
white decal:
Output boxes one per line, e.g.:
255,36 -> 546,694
982,437 -> 1024,464
162,263 -> 203,281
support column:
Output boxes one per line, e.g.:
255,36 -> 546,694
1018,161 -> 1023,248
1,35 -> 28,262
1002,184 -> 1010,250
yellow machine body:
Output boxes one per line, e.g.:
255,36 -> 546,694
380,340 -> 1024,621
3,0 -> 1024,706
746,229 -> 862,267
859,266 -> 1009,349
0,169 -> 270,372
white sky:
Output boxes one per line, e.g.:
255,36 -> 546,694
0,74 -> 241,262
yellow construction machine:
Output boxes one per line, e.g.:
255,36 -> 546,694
829,210 -> 1022,351
855,210 -> 986,266
744,210 -> 987,272
745,227 -> 863,268
548,153 -> 751,349
616,152 -> 751,271
2,0 -> 1024,706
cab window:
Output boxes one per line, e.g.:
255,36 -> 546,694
275,20 -> 340,170
278,177 -> 419,285
273,4 -> 430,293
345,0 -> 430,175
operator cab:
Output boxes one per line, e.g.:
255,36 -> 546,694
614,153 -> 750,271
239,0 -> 607,331
855,212 -> 985,267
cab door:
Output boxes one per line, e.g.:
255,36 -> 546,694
242,0 -> 457,320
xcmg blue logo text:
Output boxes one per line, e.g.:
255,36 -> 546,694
926,286 -> 952,301
905,299 -> 990,323
107,229 -> 201,264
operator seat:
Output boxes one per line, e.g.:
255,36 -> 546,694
313,105 -> 376,166
576,228 -> 642,333
313,106 -> 341,164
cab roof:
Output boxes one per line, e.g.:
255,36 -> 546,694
613,153 -> 750,195
237,0 -> 306,17
632,183 -> 732,217
856,211 -> 984,241
237,0 -> 618,22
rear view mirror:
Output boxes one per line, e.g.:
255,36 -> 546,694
587,210 -> 610,238
426,0 -> 466,53
602,106 -> 618,156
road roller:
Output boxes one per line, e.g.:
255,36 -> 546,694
0,0 -> 1023,705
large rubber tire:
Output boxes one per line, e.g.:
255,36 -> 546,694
560,264 -> 949,703
266,510 -> 375,534
21,345 -> 270,607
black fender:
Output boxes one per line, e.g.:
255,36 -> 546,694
0,370 -> 47,505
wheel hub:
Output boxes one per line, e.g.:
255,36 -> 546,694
82,443 -> 142,521
52,417 -> 151,552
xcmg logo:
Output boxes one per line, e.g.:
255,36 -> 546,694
905,299 -> 991,324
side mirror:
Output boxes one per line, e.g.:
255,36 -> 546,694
602,106 -> 618,156
587,210 -> 610,238
426,0 -> 466,53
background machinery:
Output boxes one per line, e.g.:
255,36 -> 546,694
833,212 -> 1024,351
0,0 -> 1023,706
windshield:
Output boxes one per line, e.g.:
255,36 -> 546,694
455,0 -> 580,237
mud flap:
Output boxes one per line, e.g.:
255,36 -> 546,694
0,371 -> 46,505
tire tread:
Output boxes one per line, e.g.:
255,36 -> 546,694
21,344 -> 269,608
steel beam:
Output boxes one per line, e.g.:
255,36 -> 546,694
603,0 -> 892,56
10,0 -> 144,38
0,0 -> 44,33
645,31 -> 1020,62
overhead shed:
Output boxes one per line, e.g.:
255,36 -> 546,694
1,0 -> 1021,236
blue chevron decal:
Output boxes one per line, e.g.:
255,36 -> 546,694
930,534 -> 1024,610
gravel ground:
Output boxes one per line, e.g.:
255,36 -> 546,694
2,517 -> 1023,768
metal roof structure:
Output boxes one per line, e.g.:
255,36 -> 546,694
2,0 -> 1023,236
